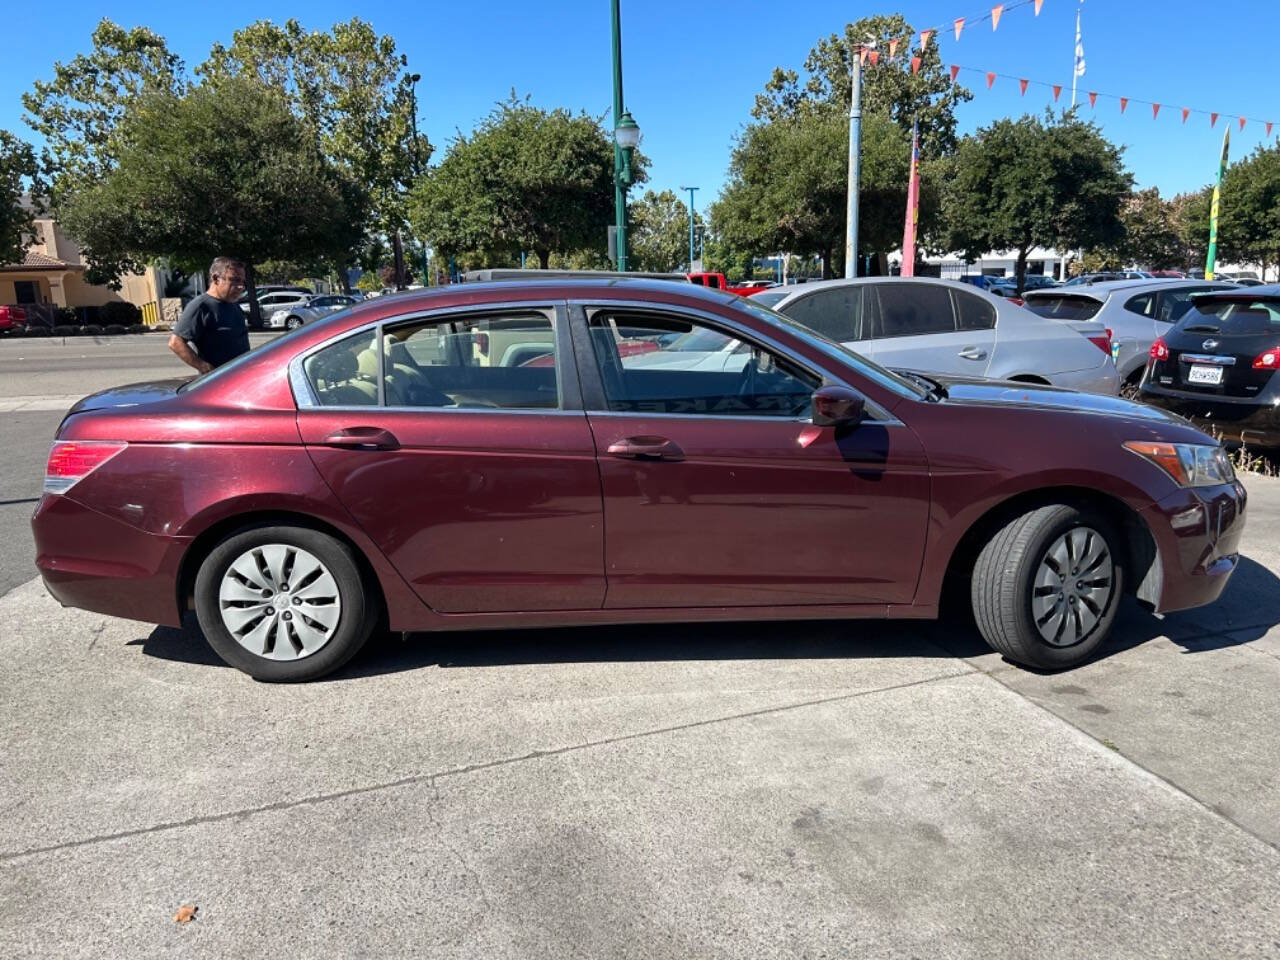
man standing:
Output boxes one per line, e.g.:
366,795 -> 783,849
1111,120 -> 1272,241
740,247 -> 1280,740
169,257 -> 251,374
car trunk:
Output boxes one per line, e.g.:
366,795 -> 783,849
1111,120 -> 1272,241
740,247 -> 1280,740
1151,302 -> 1279,398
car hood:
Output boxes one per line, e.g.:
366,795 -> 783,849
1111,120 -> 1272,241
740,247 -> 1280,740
67,378 -> 187,414
920,373 -> 1180,424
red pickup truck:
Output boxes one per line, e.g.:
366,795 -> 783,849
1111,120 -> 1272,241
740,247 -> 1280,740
0,305 -> 27,334
685,272 -> 775,298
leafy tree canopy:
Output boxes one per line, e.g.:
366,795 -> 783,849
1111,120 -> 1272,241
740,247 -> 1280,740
1218,142 -> 1280,275
0,132 -> 40,266
629,189 -> 702,272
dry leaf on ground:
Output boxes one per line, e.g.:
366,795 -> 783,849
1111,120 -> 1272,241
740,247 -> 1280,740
173,904 -> 198,924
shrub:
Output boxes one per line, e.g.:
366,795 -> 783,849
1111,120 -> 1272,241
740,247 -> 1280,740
82,324 -> 104,336
25,326 -> 51,337
101,301 -> 142,325
52,325 -> 79,337
103,324 -> 128,336
128,324 -> 150,334
55,307 -> 78,325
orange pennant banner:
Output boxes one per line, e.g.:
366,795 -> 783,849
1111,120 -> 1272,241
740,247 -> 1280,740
859,47 -> 869,66
991,4 -> 1004,30
1182,107 -> 1190,123
950,64 -> 961,83
1120,98 -> 1128,113
1211,112 -> 1218,127
869,50 -> 880,66
986,72 -> 996,89
889,37 -> 899,59
1088,91 -> 1097,108
1034,0 -> 1045,12
1019,78 -> 1029,95
1052,84 -> 1062,101
1152,103 -> 1160,119
911,56 -> 922,75
954,17 -> 965,40
921,29 -> 934,49
1239,116 -> 1246,131
1268,122 -> 1274,137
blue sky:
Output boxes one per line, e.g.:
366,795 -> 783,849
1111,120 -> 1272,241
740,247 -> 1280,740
3,0 -> 1276,222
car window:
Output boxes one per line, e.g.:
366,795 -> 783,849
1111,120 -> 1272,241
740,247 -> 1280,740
1178,298 -> 1280,333
750,290 -> 788,308
779,287 -> 863,341
953,290 -> 996,330
303,331 -> 380,407
383,312 -> 559,409
872,283 -> 956,338
1155,286 -> 1221,324
1124,293 -> 1155,317
587,311 -> 820,418
1023,295 -> 1102,320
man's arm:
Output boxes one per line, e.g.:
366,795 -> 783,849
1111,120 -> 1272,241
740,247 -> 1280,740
168,333 -> 213,374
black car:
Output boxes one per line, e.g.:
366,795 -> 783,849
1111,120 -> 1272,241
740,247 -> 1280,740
1140,285 -> 1280,447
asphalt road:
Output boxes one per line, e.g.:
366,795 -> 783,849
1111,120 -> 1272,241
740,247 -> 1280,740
3,333 -> 1280,958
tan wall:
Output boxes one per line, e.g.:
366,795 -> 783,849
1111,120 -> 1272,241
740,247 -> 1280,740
61,271 -> 125,308
0,275 -> 54,305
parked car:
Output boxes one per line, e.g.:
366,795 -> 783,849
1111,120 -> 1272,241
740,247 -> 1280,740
1022,279 -> 1235,394
1139,285 -> 1280,447
270,294 -> 361,331
237,285 -> 311,314
33,278 -> 1244,682
0,304 -> 27,334
1063,271 -> 1153,286
760,278 -> 1119,394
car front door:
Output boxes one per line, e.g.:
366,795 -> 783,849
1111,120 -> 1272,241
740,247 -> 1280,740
293,303 -> 605,614
572,302 -> 930,609
864,282 -> 996,378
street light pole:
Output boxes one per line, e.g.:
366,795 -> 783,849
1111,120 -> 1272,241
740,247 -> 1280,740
680,186 -> 699,268
407,73 -> 429,287
610,0 -> 640,273
844,45 -> 865,279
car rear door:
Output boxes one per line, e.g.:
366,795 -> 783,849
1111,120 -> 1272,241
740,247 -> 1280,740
571,301 -> 930,609
863,282 -> 996,378
293,302 -> 606,614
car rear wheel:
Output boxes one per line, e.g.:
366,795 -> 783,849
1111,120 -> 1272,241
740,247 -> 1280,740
971,504 -> 1123,669
194,525 -> 375,681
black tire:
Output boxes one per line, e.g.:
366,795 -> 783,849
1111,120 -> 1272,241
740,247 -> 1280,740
285,316 -> 303,330
971,504 -> 1124,670
194,525 -> 376,681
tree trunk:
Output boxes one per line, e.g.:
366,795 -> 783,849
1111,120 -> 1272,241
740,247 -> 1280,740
391,232 -> 407,289
537,249 -> 550,270
244,262 -> 263,331
1015,248 -> 1029,296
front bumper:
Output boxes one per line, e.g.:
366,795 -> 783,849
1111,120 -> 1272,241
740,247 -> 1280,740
1141,387 -> 1280,448
1140,479 -> 1247,614
32,493 -> 189,627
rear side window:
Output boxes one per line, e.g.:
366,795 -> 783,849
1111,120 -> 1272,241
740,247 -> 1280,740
780,287 -> 863,341
1156,287 -> 1221,324
872,284 -> 955,338
304,331 -> 379,406
1124,293 -> 1155,317
1024,295 -> 1102,320
953,290 -> 996,331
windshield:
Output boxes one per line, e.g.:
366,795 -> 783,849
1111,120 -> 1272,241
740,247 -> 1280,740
735,298 -> 929,401
1178,298 -> 1280,334
1023,295 -> 1103,320
750,290 -> 788,308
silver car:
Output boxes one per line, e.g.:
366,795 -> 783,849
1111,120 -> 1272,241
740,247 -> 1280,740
1022,279 -> 1234,393
268,294 -> 360,331
756,277 -> 1120,394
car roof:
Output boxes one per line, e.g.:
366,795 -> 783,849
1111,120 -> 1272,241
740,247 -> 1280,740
1190,283 -> 1280,301
1023,279 -> 1235,301
767,275 -> 1012,306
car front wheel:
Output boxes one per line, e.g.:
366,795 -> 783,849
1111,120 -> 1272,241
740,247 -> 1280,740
971,504 -> 1123,669
194,525 -> 376,681
285,316 -> 303,330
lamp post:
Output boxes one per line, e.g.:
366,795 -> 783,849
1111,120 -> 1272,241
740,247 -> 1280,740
407,72 -> 431,287
679,185 -> 699,269
610,0 -> 640,272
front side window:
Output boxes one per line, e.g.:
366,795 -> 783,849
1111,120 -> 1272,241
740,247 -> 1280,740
587,311 -> 819,418
780,287 -> 863,342
872,284 -> 956,338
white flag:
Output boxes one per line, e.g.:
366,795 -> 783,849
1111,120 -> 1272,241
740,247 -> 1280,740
1074,8 -> 1086,77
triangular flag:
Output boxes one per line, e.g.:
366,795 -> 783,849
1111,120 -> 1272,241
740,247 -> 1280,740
1034,0 -> 1045,12
889,37 -> 899,59
1239,116 -> 1246,131
991,4 -> 1004,30
868,50 -> 880,66
1268,122 -> 1273,137
954,17 -> 965,40
986,72 -> 997,89
1052,84 -> 1062,101
1182,107 -> 1190,123
1088,91 -> 1097,108
921,29 -> 934,50
1152,103 -> 1160,119
1120,98 -> 1128,113
859,47 -> 869,66
1019,78 -> 1029,96
950,64 -> 961,83
1211,112 -> 1218,127
911,56 -> 922,75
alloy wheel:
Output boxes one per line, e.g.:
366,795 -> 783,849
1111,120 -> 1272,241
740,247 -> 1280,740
218,544 -> 341,660
1030,525 -> 1114,647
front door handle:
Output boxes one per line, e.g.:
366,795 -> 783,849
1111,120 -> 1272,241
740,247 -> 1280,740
321,427 -> 400,450
606,436 -> 685,461
958,346 -> 988,361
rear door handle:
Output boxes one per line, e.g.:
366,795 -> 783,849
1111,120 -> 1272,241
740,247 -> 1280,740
606,436 -> 685,461
321,427 -> 400,450
958,346 -> 988,361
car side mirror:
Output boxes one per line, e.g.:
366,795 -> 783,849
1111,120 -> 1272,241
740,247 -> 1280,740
812,385 -> 865,427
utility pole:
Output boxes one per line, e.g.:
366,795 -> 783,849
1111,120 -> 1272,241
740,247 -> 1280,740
844,45 -> 865,279
680,186 -> 699,268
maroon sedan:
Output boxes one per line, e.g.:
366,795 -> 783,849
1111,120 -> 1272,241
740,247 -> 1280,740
33,280 -> 1245,681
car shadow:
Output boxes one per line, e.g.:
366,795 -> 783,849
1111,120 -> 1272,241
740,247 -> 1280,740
132,556 -> 1280,680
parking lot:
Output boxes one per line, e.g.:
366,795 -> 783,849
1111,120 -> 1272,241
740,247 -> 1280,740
2,333 -> 1279,958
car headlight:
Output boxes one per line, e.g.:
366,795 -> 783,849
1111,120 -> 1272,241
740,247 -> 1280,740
1123,441 -> 1235,487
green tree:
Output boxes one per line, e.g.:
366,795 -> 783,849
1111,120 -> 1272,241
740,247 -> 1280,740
943,112 -> 1131,293
57,77 -> 366,326
0,132 -> 40,266
410,95 -> 643,269
1218,143 -> 1280,277
1085,188 -> 1183,272
629,189 -> 701,272
1170,187 -> 1211,271
700,230 -> 756,283
752,13 -> 971,157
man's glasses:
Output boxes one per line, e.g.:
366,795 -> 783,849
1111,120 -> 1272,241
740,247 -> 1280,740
220,276 -> 246,286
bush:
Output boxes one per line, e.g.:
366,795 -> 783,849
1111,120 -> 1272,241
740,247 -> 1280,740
101,301 -> 142,325
24,326 -> 51,337
55,307 -> 78,325
128,324 -> 150,334
52,325 -> 79,337
82,324 -> 104,336
103,324 -> 128,336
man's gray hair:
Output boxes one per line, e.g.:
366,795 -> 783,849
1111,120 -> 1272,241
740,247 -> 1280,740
210,256 -> 245,279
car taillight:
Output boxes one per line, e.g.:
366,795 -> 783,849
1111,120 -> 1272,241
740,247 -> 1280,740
44,440 -> 127,494
1087,332 -> 1112,355
1253,347 -> 1280,369
1149,337 -> 1170,362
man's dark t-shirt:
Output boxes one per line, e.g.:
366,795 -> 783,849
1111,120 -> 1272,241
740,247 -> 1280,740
174,293 -> 251,368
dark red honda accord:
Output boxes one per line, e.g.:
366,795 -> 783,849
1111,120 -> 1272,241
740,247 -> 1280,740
33,279 -> 1246,680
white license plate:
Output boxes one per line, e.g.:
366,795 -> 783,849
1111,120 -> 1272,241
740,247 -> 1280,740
1188,364 -> 1224,385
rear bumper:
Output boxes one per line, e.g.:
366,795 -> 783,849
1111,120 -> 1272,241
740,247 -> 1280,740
1140,480 -> 1247,613
1141,387 -> 1280,448
1051,359 -> 1121,396
31,493 -> 188,627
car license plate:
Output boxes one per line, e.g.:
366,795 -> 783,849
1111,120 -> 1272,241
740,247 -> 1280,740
1188,364 -> 1224,385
